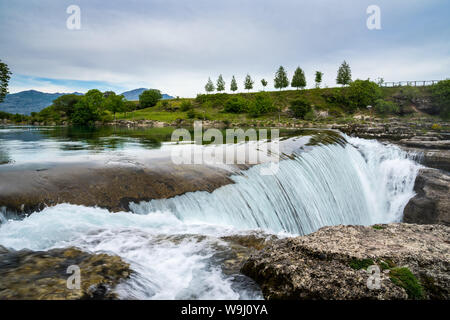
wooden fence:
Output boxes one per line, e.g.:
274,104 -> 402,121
380,80 -> 440,87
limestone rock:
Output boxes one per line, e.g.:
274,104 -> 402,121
242,224 -> 449,300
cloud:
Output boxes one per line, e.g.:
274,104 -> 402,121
1,0 -> 449,96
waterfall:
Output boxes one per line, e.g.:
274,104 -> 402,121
131,135 -> 421,235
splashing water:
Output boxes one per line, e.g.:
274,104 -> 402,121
0,133 -> 421,299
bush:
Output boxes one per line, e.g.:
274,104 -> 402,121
374,99 -> 400,115
431,79 -> 450,119
139,89 -> 162,109
248,93 -> 275,117
347,79 -> 381,112
180,100 -> 192,111
224,96 -> 248,113
290,98 -> 312,119
431,123 -> 442,130
186,109 -> 196,119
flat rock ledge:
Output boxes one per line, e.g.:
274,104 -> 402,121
241,223 -> 449,300
0,246 -> 131,300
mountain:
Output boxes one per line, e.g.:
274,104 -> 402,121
0,88 -> 174,115
120,88 -> 174,101
0,90 -> 82,115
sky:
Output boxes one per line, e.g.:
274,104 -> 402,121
1,0 -> 449,97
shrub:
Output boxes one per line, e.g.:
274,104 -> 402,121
248,93 -> 275,117
431,79 -> 450,119
290,98 -> 312,119
431,123 -> 442,130
180,100 -> 192,111
186,109 -> 196,119
374,99 -> 400,115
304,110 -> 315,121
347,79 -> 381,112
224,96 -> 248,113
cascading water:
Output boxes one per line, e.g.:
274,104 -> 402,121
131,135 -> 421,235
0,131 -> 421,299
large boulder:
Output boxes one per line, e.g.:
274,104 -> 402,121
242,223 -> 449,300
0,247 -> 131,299
403,168 -> 450,226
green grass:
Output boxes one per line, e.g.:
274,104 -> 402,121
389,267 -> 424,299
349,258 -> 374,270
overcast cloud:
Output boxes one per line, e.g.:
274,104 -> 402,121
1,0 -> 449,96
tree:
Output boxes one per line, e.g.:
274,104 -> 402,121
52,94 -> 82,117
0,60 -> 12,103
274,66 -> 289,90
224,96 -> 248,113
244,74 -> 254,92
347,79 -> 381,112
230,76 -> 238,92
105,93 -> 126,121
205,77 -> 215,94
336,61 -> 352,86
216,75 -> 225,92
71,89 -> 103,125
291,67 -> 306,90
315,71 -> 323,88
261,79 -> 268,91
139,89 -> 162,109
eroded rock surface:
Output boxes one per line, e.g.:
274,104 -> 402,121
403,168 -> 450,226
242,224 -> 449,300
0,246 -> 131,300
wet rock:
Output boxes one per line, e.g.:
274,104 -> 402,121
403,168 -> 450,226
241,223 -> 449,300
0,163 -> 234,214
0,247 -> 131,300
399,138 -> 450,150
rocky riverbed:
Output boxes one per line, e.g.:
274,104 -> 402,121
241,223 -> 450,300
0,246 -> 131,299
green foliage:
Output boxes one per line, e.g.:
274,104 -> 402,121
216,74 -> 226,92
139,89 -> 162,109
230,76 -> 238,92
104,93 -> 126,120
336,60 -> 352,86
51,94 -> 82,117
315,71 -> 323,88
205,77 -> 215,93
349,258 -> 374,270
224,96 -> 248,113
291,67 -> 306,89
180,100 -> 193,111
248,93 -> 275,117
304,110 -> 315,121
261,79 -> 268,90
244,74 -> 254,92
389,267 -> 424,299
372,225 -> 385,230
347,79 -> 381,112
431,123 -> 442,130
71,89 -> 103,125
274,66 -> 289,90
374,99 -> 400,115
290,98 -> 312,119
0,59 -> 12,103
431,79 -> 450,119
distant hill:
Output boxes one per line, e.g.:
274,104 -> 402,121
0,88 -> 174,115
0,90 -> 83,115
120,88 -> 174,101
